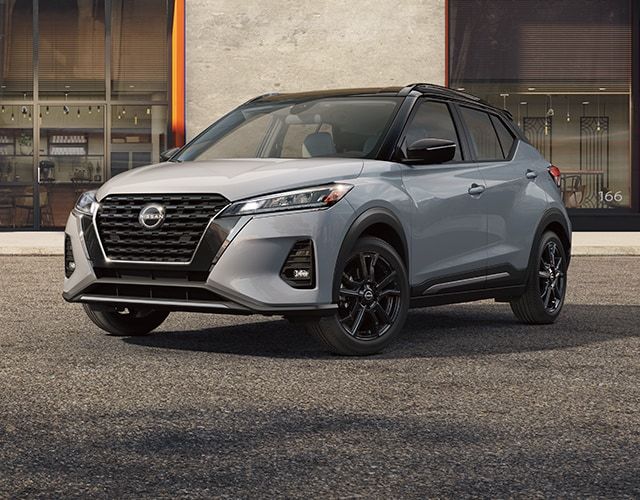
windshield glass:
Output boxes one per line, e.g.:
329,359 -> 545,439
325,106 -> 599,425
175,97 -> 403,161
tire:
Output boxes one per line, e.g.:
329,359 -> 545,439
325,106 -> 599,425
83,303 -> 169,336
510,231 -> 568,324
305,236 -> 410,355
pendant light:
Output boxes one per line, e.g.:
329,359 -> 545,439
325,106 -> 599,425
500,93 -> 509,110
565,96 -> 571,122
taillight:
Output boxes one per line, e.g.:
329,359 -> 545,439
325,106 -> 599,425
548,165 -> 561,188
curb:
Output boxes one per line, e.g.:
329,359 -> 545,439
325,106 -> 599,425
0,248 -> 63,256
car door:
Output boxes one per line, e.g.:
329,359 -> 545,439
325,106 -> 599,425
399,99 -> 488,295
457,106 -> 548,286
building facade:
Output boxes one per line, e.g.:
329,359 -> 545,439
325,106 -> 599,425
0,0 -> 636,230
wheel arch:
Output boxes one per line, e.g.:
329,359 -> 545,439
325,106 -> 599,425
332,207 -> 409,302
529,209 -> 572,271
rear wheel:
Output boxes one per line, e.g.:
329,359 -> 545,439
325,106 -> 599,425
305,236 -> 410,355
83,303 -> 169,336
510,231 -> 568,324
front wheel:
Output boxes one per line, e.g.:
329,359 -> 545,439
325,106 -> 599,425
83,303 -> 169,336
510,231 -> 568,324
305,236 -> 410,355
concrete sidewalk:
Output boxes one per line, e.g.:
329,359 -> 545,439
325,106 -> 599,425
1,231 -> 640,256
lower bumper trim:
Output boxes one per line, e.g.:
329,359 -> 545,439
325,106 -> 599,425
67,292 -> 338,317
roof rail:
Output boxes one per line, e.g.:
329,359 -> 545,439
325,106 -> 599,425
399,82 -> 516,120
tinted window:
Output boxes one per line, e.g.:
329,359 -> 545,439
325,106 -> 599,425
403,100 -> 461,161
490,115 -> 515,157
176,97 -> 402,161
459,107 -> 504,160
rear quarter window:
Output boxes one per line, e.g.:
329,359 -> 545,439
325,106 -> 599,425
490,115 -> 516,158
459,106 -> 504,161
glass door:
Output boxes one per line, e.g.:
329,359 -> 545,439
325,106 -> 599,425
37,104 -> 104,229
0,105 -> 35,228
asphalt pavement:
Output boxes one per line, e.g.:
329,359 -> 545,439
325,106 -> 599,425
1,256 -> 639,498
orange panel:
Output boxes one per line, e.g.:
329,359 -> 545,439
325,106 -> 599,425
171,0 -> 185,146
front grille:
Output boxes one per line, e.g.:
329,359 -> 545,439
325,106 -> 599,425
83,282 -> 224,302
96,194 -> 228,263
94,267 -> 209,282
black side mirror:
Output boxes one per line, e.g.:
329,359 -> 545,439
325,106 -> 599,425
160,147 -> 180,162
403,138 -> 456,164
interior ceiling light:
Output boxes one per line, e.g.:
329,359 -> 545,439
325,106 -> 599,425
527,87 -> 536,91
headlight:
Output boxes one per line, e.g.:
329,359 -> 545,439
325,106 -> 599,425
73,190 -> 98,216
220,183 -> 353,217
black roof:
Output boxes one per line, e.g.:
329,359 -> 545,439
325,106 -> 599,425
253,83 -> 512,120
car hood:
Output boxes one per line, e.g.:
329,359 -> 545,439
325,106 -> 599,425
96,158 -> 364,202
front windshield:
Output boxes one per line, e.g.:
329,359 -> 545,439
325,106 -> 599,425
175,96 -> 403,161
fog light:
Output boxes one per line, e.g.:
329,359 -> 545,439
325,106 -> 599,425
64,234 -> 75,278
280,240 -> 315,288
293,269 -> 310,280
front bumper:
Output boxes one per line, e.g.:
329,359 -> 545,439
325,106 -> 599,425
63,201 -> 354,316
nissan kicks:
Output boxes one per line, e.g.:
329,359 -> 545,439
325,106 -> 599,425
63,84 -> 571,355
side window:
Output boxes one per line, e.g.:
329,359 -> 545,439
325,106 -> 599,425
403,100 -> 462,161
459,107 -> 504,160
490,115 -> 516,158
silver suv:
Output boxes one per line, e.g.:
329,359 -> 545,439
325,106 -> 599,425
63,84 -> 571,355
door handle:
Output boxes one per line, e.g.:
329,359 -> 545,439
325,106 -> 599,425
526,169 -> 538,180
468,183 -> 485,195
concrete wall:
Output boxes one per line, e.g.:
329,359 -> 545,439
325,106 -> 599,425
185,0 -> 445,138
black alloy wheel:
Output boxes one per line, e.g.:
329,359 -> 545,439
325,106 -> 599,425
538,240 -> 566,314
338,251 -> 402,340
510,231 -> 568,324
305,236 -> 410,356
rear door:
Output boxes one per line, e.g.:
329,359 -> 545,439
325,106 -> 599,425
457,105 -> 548,285
400,99 -> 488,295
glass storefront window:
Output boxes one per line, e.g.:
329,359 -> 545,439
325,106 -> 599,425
0,0 -> 33,100
39,0 -> 106,100
449,0 -> 632,209
0,1 -> 174,229
110,105 -> 167,176
0,105 -> 33,227
111,0 -> 169,101
38,105 -> 104,229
